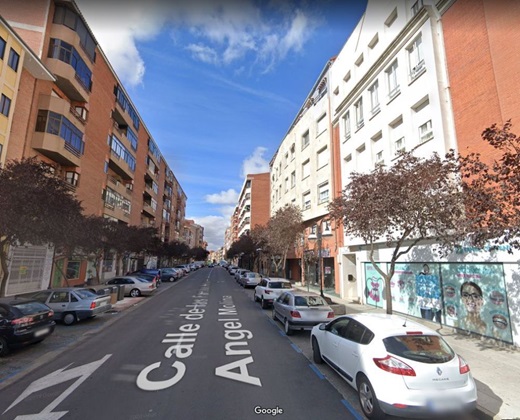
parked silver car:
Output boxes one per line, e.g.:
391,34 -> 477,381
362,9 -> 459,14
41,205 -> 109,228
234,269 -> 249,282
272,291 -> 334,335
254,277 -> 293,308
160,268 -> 183,282
105,276 -> 157,297
30,288 -> 112,326
238,271 -> 262,288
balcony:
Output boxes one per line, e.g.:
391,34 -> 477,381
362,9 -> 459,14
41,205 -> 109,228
142,202 -> 156,218
107,175 -> 132,198
45,58 -> 89,103
112,106 -> 134,137
109,152 -> 134,181
103,203 -> 130,222
32,131 -> 81,167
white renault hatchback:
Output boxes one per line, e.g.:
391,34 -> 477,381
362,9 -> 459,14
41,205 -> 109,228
310,313 -> 477,419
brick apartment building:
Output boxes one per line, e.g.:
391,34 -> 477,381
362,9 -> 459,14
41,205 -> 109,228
0,0 -> 187,294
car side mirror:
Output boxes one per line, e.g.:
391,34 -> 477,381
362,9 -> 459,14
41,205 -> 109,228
319,323 -> 327,331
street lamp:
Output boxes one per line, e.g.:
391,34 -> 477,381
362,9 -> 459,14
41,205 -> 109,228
308,220 -> 325,298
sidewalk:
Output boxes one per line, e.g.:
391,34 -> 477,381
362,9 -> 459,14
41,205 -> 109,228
302,287 -> 520,420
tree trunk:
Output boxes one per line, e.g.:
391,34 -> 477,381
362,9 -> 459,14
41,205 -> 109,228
0,241 -> 10,297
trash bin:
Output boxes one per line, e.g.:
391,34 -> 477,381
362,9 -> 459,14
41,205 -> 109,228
117,285 -> 125,301
109,286 -> 118,304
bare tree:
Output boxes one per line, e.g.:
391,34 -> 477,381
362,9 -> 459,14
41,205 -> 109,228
0,158 -> 84,296
266,204 -> 304,277
454,120 -> 520,251
328,152 -> 471,314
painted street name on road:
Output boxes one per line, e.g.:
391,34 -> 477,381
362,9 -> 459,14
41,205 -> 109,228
215,295 -> 262,387
136,281 -> 210,391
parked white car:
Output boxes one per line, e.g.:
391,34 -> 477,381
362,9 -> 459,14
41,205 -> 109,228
272,291 -> 334,335
254,277 -> 293,308
310,313 -> 477,419
105,276 -> 157,297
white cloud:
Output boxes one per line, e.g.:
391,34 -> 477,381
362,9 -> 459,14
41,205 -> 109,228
75,0 -> 320,86
191,215 -> 230,251
241,147 -> 270,178
205,189 -> 239,204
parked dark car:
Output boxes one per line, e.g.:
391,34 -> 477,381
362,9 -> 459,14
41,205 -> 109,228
131,269 -> 161,285
29,288 -> 112,325
0,297 -> 56,356
160,268 -> 183,282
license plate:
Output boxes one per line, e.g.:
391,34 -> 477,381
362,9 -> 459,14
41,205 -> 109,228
99,301 -> 107,307
34,327 -> 50,337
427,397 -> 462,412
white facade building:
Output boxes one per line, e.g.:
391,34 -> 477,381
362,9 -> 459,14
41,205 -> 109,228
328,0 -> 519,347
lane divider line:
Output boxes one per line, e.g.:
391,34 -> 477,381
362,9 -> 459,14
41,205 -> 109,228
341,399 -> 364,420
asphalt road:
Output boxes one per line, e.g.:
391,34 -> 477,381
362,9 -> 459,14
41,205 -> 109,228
0,267 -> 362,420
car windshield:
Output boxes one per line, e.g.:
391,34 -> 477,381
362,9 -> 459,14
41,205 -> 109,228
270,282 -> 291,289
74,289 -> 97,299
294,296 -> 326,306
383,334 -> 455,364
12,301 -> 51,315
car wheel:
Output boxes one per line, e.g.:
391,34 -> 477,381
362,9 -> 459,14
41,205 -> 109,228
0,336 -> 9,357
130,288 -> 141,297
261,297 -> 268,309
312,337 -> 323,364
284,318 -> 293,336
63,312 -> 76,326
357,374 -> 384,420
169,277 -> 175,282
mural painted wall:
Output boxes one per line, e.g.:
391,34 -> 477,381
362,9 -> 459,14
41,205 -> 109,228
364,262 -> 513,343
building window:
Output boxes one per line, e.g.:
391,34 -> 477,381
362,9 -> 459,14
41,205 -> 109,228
375,151 -> 384,166
316,114 -> 327,136
53,5 -> 96,62
303,192 -> 311,210
285,177 -> 289,192
0,37 -> 6,59
48,39 -> 91,91
368,33 -> 379,49
148,138 -> 162,163
318,183 -> 329,204
109,134 -> 136,171
8,48 -> 20,72
290,143 -> 295,160
369,80 -> 380,115
386,60 -> 400,100
408,35 -> 425,80
322,220 -> 332,235
343,111 -> 351,141
36,110 -> 85,156
65,171 -> 80,187
419,120 -> 433,143
66,261 -> 81,279
395,137 -> 405,155
302,160 -> 310,179
385,7 -> 398,27
291,171 -> 296,188
302,130 -> 310,150
114,85 -> 140,131
355,98 -> 364,130
317,147 -> 329,169
411,0 -> 424,16
0,94 -> 11,117
126,127 -> 138,151
284,152 -> 289,167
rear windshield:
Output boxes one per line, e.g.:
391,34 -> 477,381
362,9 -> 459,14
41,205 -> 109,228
270,282 -> 292,289
13,301 -> 51,315
75,289 -> 97,299
294,296 -> 327,307
383,335 -> 455,364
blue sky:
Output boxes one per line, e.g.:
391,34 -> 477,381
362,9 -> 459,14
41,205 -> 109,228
76,0 -> 367,250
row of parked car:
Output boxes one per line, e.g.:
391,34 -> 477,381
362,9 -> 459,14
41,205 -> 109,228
0,263 -> 205,357
225,265 -> 478,420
